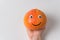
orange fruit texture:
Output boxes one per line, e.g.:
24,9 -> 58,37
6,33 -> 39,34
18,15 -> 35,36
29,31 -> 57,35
24,9 -> 47,30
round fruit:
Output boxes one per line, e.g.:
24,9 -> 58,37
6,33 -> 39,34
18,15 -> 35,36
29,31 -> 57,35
24,9 -> 47,30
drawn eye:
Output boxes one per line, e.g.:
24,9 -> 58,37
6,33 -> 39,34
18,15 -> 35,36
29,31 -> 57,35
29,15 -> 33,18
38,15 -> 42,18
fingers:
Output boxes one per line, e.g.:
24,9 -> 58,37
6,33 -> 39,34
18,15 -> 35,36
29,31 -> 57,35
27,29 -> 34,40
33,30 -> 42,40
27,28 -> 44,36
26,28 -> 44,40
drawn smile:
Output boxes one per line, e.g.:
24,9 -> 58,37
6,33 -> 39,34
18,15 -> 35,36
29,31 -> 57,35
32,22 -> 41,26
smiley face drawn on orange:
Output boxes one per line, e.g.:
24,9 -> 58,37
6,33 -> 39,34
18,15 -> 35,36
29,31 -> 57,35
24,9 -> 47,30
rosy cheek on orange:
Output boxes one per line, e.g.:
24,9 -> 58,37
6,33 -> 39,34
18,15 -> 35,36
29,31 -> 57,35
28,19 -> 32,23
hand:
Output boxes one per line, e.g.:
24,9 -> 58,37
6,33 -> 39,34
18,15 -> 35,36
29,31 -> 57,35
27,29 -> 43,40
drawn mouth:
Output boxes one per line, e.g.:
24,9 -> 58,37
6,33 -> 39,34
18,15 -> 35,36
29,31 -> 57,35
32,22 -> 41,26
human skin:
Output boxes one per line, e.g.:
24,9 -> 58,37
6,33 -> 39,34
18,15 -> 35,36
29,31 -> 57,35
27,29 -> 43,40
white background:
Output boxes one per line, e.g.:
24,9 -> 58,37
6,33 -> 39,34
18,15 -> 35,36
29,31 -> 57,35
0,0 -> 60,40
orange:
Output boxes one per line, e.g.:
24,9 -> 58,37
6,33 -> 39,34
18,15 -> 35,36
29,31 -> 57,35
24,9 -> 47,30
